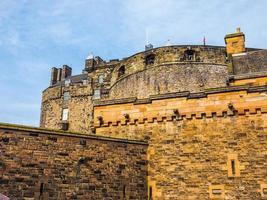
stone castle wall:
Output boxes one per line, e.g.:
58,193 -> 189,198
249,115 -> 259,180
93,84 -> 267,199
0,124 -> 148,200
109,63 -> 228,99
41,45 -> 229,132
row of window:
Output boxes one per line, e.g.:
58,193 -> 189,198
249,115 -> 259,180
117,50 -> 196,78
63,89 -> 101,103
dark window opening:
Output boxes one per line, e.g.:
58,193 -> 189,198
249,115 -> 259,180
212,189 -> 222,195
184,49 -> 195,61
145,54 -> 155,65
149,186 -> 153,200
40,183 -> 44,196
118,66 -> 125,78
231,160 -> 236,175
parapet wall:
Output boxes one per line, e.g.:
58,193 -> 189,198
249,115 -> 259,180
94,85 -> 267,199
0,123 -> 148,200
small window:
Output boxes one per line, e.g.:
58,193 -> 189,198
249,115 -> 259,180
145,54 -> 155,65
184,49 -> 195,61
209,185 -> 225,199
232,41 -> 238,48
98,75 -> 104,84
118,66 -> 125,78
149,186 -> 153,200
231,160 -> 236,175
82,79 -> 88,85
93,89 -> 101,99
62,109 -> 69,121
65,79 -> 71,86
63,92 -> 70,101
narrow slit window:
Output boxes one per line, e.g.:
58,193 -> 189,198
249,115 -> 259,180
40,183 -> 44,196
231,160 -> 236,175
212,189 -> 222,195
149,186 -> 153,200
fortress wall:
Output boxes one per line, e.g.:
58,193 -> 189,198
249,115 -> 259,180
94,88 -> 267,199
109,63 -> 228,99
110,46 -> 227,86
0,124 -> 148,200
41,84 -> 93,133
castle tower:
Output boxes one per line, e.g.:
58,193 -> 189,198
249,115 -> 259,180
225,27 -> 245,55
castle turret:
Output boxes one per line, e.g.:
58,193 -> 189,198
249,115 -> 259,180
225,27 -> 245,55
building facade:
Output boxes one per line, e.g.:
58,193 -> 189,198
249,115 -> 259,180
1,28 -> 267,199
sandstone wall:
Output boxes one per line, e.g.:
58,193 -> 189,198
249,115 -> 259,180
94,86 -> 267,199
0,124 -> 148,200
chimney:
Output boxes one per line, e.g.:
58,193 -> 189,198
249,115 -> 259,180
57,68 -> 62,82
224,27 -> 245,55
50,67 -> 58,86
84,54 -> 96,73
62,65 -> 72,80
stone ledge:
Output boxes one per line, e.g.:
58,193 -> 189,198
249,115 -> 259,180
0,122 -> 147,145
94,85 -> 267,106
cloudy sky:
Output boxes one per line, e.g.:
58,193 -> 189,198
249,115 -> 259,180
0,0 -> 266,126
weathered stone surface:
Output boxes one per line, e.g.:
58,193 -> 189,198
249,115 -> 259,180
0,124 -> 148,200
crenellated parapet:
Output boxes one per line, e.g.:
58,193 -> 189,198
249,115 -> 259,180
93,84 -> 267,128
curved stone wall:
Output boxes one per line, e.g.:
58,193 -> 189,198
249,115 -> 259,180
110,45 -> 227,86
109,63 -> 228,99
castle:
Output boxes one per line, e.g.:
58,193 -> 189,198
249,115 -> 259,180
1,28 -> 267,199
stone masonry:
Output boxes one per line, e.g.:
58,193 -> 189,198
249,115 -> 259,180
0,123 -> 148,199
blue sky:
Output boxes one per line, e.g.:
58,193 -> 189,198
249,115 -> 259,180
0,0 -> 266,126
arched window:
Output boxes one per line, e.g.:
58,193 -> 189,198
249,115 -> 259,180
98,75 -> 104,84
184,49 -> 195,61
118,66 -> 125,78
145,54 -> 155,65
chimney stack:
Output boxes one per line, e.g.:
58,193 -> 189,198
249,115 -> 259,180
224,27 -> 245,55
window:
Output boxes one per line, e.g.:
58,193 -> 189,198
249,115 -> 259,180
232,41 -> 238,48
149,186 -> 153,200
98,75 -> 104,84
184,49 -> 195,61
93,89 -> 101,99
118,66 -> 125,78
226,154 -> 243,177
209,185 -> 225,199
145,54 -> 155,65
231,160 -> 236,175
65,79 -> 71,86
63,92 -> 70,101
82,79 -> 88,85
62,109 -> 69,121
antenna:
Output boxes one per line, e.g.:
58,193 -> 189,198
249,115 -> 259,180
87,52 -> 94,60
145,28 -> 153,51
166,39 -> 171,46
145,28 -> 149,45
